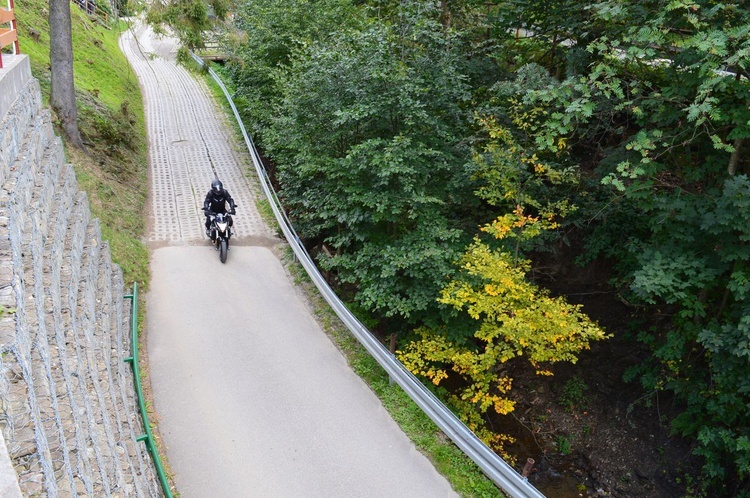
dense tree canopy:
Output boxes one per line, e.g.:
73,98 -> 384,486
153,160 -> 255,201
185,0 -> 750,493
263,10 -> 476,323
146,0 -> 230,49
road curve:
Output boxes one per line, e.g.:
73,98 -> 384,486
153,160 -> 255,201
120,23 -> 458,498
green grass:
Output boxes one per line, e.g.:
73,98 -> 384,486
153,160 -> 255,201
15,2 -> 150,290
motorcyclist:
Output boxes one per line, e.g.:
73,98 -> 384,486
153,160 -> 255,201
203,179 -> 236,238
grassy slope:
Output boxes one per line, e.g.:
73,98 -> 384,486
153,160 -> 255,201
15,0 -> 149,289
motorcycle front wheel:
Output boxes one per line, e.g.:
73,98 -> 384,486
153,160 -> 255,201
219,239 -> 228,263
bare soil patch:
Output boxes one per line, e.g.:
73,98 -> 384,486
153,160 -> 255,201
504,259 -> 700,497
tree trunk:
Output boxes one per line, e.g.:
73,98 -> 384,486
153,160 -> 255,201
728,136 -> 744,176
49,0 -> 84,149
440,0 -> 451,29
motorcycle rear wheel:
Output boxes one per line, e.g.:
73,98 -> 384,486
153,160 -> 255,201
219,239 -> 228,263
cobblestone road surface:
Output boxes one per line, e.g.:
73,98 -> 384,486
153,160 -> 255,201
121,22 -> 458,498
121,23 -> 271,244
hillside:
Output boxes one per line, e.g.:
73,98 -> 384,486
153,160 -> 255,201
14,0 -> 149,289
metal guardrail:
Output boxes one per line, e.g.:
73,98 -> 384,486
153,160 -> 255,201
124,283 -> 174,498
191,52 -> 546,498
71,0 -> 110,26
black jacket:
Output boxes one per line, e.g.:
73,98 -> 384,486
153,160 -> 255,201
204,189 -> 235,214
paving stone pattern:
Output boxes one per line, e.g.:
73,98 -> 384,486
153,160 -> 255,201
0,75 -> 161,495
120,24 -> 271,244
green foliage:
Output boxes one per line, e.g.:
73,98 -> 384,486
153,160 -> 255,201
264,5 -> 474,324
556,434 -> 573,455
558,375 -> 589,412
224,0 -> 750,492
146,0 -> 229,49
478,2 -> 750,490
322,219 -> 464,322
225,0 -> 360,134
553,2 -> 750,492
619,175 -> 750,491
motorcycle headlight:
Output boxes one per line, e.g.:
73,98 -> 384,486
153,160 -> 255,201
217,222 -> 228,231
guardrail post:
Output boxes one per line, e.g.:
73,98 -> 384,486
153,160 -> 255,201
521,458 -> 535,478
388,333 -> 397,385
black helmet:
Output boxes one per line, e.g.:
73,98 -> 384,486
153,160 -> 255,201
211,179 -> 223,194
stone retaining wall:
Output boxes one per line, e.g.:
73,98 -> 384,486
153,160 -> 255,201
0,56 -> 160,496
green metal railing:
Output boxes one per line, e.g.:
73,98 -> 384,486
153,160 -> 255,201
124,282 -> 173,498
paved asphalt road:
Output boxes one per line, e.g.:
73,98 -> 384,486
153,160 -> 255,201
121,23 -> 458,498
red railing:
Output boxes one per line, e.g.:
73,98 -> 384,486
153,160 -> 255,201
0,0 -> 19,69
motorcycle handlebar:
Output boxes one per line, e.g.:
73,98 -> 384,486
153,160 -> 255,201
203,206 -> 237,214
205,212 -> 235,217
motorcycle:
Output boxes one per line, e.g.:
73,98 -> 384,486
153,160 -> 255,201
204,207 -> 237,263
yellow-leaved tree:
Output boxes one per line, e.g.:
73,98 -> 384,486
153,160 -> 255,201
398,115 -> 609,457
399,208 -> 608,456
